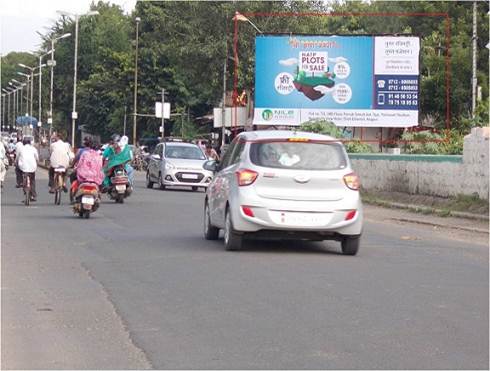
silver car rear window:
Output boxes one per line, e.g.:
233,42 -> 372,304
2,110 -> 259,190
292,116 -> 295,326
165,145 -> 206,160
249,141 -> 347,170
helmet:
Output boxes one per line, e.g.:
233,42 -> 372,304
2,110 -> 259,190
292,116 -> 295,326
83,136 -> 93,148
110,134 -> 121,144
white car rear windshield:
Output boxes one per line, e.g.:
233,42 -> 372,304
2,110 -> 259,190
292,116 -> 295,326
249,141 -> 347,170
165,145 -> 206,160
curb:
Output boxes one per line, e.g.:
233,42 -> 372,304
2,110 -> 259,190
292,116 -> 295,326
364,198 -> 489,222
388,217 -> 489,234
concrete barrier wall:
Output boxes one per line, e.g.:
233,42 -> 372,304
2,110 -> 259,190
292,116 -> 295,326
349,127 -> 489,200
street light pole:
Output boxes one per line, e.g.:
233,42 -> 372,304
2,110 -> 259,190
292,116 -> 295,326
1,94 -> 4,129
471,0 -> 478,118
48,33 -> 71,140
72,15 -> 80,147
133,17 -> 141,145
160,88 -> 165,140
57,10 -> 98,148
221,55 -> 227,148
123,105 -> 127,136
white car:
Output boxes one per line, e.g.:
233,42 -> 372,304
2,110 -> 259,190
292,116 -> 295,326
203,130 -> 363,255
146,141 -> 214,191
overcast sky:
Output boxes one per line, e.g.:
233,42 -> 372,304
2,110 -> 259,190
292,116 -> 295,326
0,0 -> 137,55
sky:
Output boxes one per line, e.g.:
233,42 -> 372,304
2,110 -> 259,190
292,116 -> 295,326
0,0 -> 137,55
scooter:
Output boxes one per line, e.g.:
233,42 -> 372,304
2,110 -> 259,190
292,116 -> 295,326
71,182 -> 100,218
107,165 -> 132,203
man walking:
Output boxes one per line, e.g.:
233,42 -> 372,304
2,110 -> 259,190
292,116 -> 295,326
17,137 -> 39,202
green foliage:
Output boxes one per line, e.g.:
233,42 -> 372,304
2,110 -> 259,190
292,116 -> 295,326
401,130 -> 443,154
300,120 -> 342,138
401,129 -> 464,155
1,0 -> 488,143
344,139 -> 374,153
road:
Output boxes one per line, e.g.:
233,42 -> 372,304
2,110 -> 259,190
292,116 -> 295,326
1,169 -> 488,369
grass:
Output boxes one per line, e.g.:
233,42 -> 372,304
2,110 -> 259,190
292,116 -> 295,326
361,190 -> 489,218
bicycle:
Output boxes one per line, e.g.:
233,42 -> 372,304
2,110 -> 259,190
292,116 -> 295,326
53,167 -> 66,205
23,173 -> 31,206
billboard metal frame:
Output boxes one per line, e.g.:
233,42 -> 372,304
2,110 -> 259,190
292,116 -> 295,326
232,12 -> 451,145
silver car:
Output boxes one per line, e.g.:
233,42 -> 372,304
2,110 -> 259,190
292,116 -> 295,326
146,141 -> 213,191
203,130 -> 363,255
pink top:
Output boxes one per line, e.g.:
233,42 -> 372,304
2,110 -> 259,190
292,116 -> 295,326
76,149 -> 104,185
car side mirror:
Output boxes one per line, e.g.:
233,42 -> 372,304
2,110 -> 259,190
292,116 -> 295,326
152,154 -> 161,160
203,160 -> 219,172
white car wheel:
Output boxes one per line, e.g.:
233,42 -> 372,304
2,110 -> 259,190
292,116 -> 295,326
224,209 -> 242,251
203,202 -> 219,240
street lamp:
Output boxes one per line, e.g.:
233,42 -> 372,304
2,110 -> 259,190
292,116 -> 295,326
37,49 -> 54,132
16,72 -> 31,117
57,9 -> 99,147
1,94 -> 5,129
2,88 -> 12,129
8,83 -> 20,126
133,16 -> 141,145
19,63 -> 46,137
11,79 -> 26,120
47,32 -> 71,139
233,11 -> 263,34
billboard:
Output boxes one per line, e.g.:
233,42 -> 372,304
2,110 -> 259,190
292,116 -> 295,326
253,35 -> 420,127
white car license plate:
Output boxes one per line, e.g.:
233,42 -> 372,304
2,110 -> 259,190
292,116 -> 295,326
115,184 -> 126,192
269,211 -> 331,227
81,196 -> 95,205
54,167 -> 66,173
181,173 -> 198,179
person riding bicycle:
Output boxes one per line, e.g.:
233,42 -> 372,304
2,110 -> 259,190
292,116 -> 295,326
17,137 -> 39,202
14,135 -> 24,188
49,133 -> 73,193
102,134 -> 134,191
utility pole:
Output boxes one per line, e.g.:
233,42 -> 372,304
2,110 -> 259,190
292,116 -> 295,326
49,42 -> 55,139
56,9 -> 99,147
221,50 -> 227,148
471,0 -> 478,118
133,17 -> 141,144
160,88 -> 165,140
123,105 -> 127,136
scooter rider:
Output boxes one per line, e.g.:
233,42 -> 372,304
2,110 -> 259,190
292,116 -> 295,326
102,134 -> 134,191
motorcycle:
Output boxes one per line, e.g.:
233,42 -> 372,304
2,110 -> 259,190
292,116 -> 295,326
107,165 -> 132,203
71,181 -> 100,219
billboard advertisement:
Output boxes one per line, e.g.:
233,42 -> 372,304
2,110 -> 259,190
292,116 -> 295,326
253,35 -> 420,127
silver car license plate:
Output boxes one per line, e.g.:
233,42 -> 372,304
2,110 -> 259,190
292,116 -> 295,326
181,173 -> 198,179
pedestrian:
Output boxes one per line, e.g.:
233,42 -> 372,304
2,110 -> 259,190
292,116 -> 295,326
0,139 -> 6,188
49,133 -> 73,193
17,137 -> 39,202
204,143 -> 220,161
14,135 -> 24,188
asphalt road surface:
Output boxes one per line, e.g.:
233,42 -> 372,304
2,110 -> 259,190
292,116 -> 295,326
2,169 -> 488,369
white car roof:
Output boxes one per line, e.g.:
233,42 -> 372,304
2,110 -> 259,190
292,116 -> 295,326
237,130 -> 340,142
164,142 -> 199,148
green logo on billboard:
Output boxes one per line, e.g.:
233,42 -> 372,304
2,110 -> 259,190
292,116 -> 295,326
262,109 -> 273,121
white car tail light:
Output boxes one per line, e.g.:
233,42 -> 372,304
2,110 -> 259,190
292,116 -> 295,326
236,169 -> 258,186
343,172 -> 360,191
